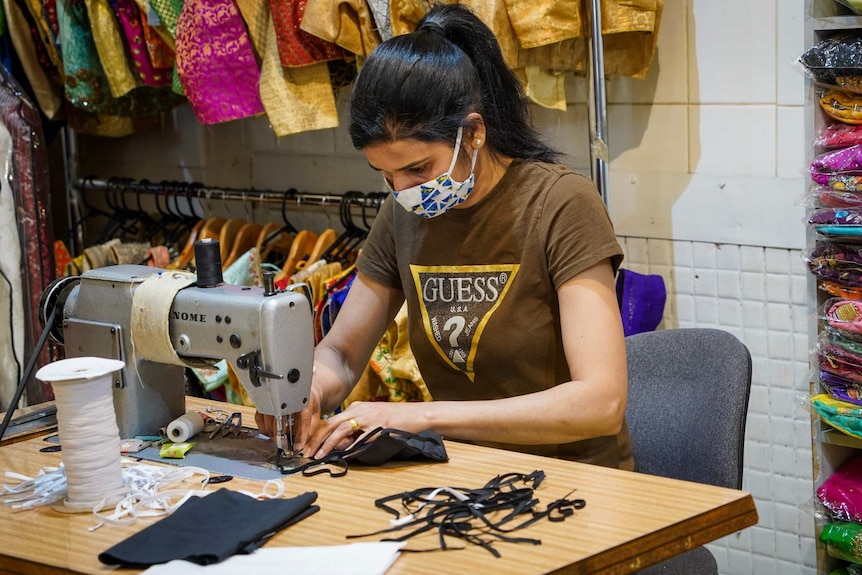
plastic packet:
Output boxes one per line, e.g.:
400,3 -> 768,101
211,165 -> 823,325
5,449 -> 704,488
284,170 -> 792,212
809,207 -> 862,240
817,453 -> 862,522
804,241 -> 862,285
797,32 -> 862,88
159,442 -> 195,459
812,145 -> 862,182
821,297 -> 862,340
809,186 -> 862,209
820,280 -> 862,300
815,121 -> 862,150
812,393 -> 862,440
821,521 -> 862,562
817,332 -> 862,386
820,90 -> 862,126
818,327 -> 862,404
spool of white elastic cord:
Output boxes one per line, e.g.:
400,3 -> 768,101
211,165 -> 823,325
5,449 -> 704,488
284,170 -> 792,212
166,411 -> 205,443
35,357 -> 128,513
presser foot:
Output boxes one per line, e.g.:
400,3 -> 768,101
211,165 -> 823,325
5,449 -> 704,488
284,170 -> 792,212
274,447 -> 306,472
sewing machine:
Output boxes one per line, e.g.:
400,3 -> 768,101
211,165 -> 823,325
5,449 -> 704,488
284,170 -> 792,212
38,244 -> 314,458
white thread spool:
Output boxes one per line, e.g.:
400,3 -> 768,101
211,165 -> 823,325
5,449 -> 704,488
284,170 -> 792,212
166,411 -> 205,443
35,357 -> 128,512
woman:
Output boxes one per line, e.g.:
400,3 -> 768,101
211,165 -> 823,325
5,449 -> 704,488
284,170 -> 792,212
258,4 -> 632,469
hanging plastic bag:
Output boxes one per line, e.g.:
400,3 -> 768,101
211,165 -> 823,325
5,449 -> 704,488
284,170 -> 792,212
615,268 -> 666,337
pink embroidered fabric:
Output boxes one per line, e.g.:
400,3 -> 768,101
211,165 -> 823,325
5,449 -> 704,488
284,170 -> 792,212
114,0 -> 172,87
174,0 -> 264,124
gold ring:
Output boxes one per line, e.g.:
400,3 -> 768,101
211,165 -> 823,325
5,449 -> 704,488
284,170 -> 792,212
349,418 -> 360,433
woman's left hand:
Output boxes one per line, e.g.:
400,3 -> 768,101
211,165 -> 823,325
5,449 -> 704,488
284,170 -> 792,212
306,401 -> 423,459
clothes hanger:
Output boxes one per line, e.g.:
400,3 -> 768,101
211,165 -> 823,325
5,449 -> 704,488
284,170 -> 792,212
295,228 -> 338,272
95,177 -> 137,245
171,215 -> 226,270
222,221 -> 263,269
66,175 -> 111,255
256,189 -> 300,263
320,191 -> 367,264
294,195 -> 339,272
218,218 -> 248,264
275,228 -> 319,283
162,182 -> 202,252
256,221 -> 294,265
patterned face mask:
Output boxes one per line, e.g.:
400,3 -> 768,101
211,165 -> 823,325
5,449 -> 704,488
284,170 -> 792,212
385,127 -> 478,218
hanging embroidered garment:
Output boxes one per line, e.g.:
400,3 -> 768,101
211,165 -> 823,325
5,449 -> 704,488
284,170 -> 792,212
82,0 -> 140,97
515,0 -> 663,80
16,0 -> 63,72
56,0 -> 184,117
0,68 -> 55,404
299,0 -> 378,59
268,0 -> 347,66
114,0 -> 173,87
1,0 -> 63,118
137,5 -> 175,69
174,0 -> 265,124
0,120 -> 24,411
234,0 -> 339,136
147,0 -> 184,94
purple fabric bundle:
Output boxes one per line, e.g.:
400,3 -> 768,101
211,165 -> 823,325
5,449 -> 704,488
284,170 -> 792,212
806,243 -> 862,285
812,145 -> 862,187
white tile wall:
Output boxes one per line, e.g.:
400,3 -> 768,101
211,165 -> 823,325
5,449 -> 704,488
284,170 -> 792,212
689,1 -> 777,104
620,237 -> 815,575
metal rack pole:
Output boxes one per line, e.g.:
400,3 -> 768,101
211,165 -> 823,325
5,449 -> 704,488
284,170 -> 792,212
586,0 -> 609,207
77,178 -> 378,208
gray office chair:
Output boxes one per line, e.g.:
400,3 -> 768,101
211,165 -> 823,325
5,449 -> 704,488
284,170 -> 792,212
625,328 -> 753,575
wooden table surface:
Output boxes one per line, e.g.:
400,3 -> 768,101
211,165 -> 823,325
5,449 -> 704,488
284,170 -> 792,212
0,399 -> 758,575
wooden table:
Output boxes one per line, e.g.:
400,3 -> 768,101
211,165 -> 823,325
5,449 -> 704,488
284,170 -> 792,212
0,400 -> 758,575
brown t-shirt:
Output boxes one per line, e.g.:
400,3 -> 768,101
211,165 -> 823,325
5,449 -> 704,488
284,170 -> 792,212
357,159 -> 633,469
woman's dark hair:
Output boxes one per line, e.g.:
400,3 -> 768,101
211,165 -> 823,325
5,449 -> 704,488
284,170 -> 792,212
349,4 -> 559,163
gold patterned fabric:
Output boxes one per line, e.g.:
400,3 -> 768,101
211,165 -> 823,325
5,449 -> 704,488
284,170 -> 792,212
300,0 -> 380,58
234,0 -> 339,136
83,0 -> 140,96
345,304 -> 432,408
2,0 -> 62,117
503,0 -> 582,49
387,0 -> 661,80
515,0 -> 662,80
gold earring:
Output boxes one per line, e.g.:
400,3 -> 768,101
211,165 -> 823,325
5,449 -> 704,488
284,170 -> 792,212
474,139 -> 482,147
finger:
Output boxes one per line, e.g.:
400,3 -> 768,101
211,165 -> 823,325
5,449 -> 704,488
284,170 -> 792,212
254,412 -> 272,438
314,418 -> 360,459
292,407 -> 321,454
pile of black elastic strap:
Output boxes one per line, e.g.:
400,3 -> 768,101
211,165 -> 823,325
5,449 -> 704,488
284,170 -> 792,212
347,470 -> 586,557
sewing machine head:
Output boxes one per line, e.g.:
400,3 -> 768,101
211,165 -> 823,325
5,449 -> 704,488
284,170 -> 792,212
39,244 -> 314,445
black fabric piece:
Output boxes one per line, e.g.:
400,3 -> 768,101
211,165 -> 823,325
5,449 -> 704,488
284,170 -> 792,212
98,489 -> 319,568
347,471 -> 585,557
345,428 -> 448,466
279,427 -> 448,476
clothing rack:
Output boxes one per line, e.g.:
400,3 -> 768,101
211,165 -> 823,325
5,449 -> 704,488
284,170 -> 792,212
76,177 -> 385,209
69,177 -> 386,256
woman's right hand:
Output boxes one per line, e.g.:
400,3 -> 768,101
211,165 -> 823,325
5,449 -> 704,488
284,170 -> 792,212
253,386 -> 324,455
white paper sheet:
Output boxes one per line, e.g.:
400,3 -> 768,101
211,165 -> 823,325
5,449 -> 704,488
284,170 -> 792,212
141,541 -> 404,575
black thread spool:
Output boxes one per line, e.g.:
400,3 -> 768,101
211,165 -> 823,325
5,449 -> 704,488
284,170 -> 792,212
194,239 -> 223,287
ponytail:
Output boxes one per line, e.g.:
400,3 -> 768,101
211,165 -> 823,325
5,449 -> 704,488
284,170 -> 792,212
349,4 -> 559,163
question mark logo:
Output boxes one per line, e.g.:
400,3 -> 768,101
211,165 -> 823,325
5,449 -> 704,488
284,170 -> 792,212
444,316 -> 467,364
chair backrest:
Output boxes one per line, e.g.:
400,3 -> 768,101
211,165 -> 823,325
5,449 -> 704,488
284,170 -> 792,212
624,328 -> 753,489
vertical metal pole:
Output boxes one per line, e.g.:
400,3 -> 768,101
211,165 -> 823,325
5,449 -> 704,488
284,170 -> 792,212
586,0 -> 609,207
